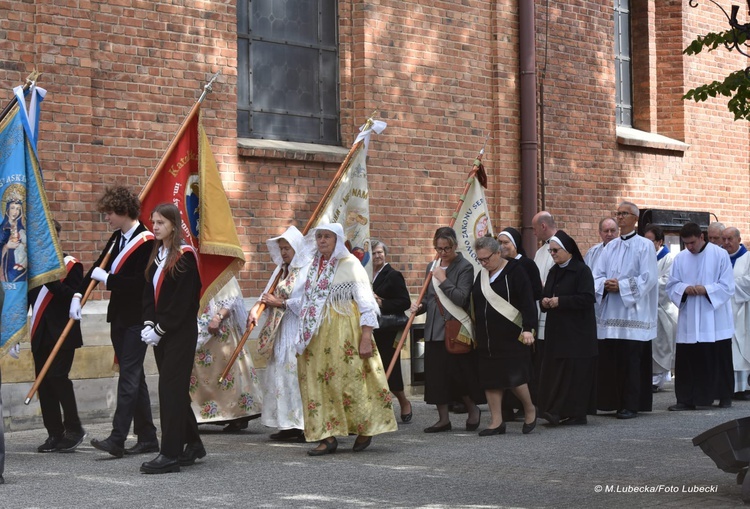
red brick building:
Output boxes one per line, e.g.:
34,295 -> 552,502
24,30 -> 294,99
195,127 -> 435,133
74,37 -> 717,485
1,0 -> 747,298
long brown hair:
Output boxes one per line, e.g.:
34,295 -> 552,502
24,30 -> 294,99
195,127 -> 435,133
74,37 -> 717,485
145,203 -> 186,278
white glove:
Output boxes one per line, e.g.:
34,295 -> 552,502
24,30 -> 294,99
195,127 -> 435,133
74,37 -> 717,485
141,326 -> 161,347
9,343 -> 20,359
91,267 -> 109,284
69,296 -> 82,320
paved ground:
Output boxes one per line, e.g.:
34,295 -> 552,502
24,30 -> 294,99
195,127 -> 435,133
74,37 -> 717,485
3,381 -> 750,508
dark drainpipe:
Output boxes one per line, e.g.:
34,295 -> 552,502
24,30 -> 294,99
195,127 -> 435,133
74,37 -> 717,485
519,0 -> 538,256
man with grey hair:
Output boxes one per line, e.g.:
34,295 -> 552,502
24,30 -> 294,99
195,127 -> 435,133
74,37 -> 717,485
531,211 -> 557,340
708,222 -> 726,246
721,226 -> 750,400
585,217 -> 618,272
592,201 -> 658,419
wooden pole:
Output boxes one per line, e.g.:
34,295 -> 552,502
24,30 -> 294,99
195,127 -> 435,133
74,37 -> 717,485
24,71 -> 222,404
385,141 -> 488,379
0,71 -> 39,124
218,114 -> 377,383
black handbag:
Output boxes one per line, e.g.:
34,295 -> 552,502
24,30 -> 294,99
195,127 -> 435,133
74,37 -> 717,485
378,313 -> 409,330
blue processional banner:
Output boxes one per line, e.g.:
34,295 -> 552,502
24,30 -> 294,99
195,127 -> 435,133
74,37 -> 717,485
0,84 -> 65,355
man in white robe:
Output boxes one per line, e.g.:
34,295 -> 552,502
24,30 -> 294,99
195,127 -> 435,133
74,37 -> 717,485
592,201 -> 658,419
643,225 -> 678,392
584,217 -> 618,271
585,217 -> 618,330
666,222 -> 734,410
721,227 -> 750,400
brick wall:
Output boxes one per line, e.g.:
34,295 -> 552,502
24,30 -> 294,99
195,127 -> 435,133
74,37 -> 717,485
0,0 -> 747,299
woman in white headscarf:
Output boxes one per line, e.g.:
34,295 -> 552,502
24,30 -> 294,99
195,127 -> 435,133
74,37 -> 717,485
249,226 -> 313,441
291,223 -> 397,456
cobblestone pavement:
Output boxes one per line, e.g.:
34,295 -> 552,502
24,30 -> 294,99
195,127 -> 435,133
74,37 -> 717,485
2,382 -> 750,508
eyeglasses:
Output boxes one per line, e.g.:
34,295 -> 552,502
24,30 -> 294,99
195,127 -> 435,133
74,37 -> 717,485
548,248 -> 561,254
434,246 -> 454,253
477,252 -> 498,264
615,211 -> 636,218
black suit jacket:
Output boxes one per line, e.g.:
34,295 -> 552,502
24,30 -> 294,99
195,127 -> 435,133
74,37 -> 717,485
81,222 -> 153,327
28,255 -> 83,352
373,263 -> 411,315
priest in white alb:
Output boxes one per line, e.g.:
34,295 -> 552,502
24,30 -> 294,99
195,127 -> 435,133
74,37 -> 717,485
666,222 -> 734,411
721,227 -> 750,400
592,201 -> 658,419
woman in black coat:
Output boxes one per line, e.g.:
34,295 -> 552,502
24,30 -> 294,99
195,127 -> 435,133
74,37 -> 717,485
538,230 -> 598,426
139,203 -> 203,474
371,240 -> 413,422
472,236 -> 538,435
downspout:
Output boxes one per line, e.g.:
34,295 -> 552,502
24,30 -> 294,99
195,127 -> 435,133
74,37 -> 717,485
519,0 -> 538,256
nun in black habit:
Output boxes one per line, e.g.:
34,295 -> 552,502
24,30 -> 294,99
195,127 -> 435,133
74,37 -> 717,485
538,230 -> 598,426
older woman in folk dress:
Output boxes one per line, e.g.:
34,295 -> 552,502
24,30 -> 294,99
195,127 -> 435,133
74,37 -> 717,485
290,223 -> 396,456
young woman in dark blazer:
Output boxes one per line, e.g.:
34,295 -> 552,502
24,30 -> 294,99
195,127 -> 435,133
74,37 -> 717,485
139,203 -> 203,474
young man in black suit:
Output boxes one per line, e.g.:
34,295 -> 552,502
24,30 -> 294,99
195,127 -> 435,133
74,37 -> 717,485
29,220 -> 86,452
69,186 -> 158,457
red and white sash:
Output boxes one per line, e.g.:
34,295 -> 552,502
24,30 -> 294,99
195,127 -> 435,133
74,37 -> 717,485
153,245 -> 199,309
110,231 -> 155,274
30,256 -> 81,341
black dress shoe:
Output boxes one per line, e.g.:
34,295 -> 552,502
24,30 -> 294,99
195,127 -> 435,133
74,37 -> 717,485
270,428 -> 304,441
124,440 -> 160,455
308,437 -> 337,457
478,422 -> 506,436
37,435 -> 63,453
56,429 -> 87,452
352,435 -> 372,452
401,411 -> 413,423
465,408 -> 481,432
179,441 -> 207,466
718,399 -> 733,408
423,422 -> 452,433
0,475 -> 4,484
560,416 -> 588,426
616,409 -> 637,419
541,411 -> 560,426
668,403 -> 696,411
140,454 -> 180,474
91,438 -> 124,458
223,419 -> 249,432
522,418 -> 537,434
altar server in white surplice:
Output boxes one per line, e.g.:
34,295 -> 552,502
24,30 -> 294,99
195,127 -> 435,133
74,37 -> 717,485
721,227 -> 750,400
666,222 -> 734,411
643,225 -> 678,392
592,201 -> 658,419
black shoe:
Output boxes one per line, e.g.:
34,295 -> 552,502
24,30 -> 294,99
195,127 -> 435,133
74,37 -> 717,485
140,454 -> 180,474
0,475 -> 4,484
124,440 -> 160,455
91,438 -> 124,458
478,423 -> 506,436
270,428 -> 304,441
541,411 -> 560,426
179,441 -> 207,466
718,399 -> 733,408
223,419 -> 249,432
56,429 -> 87,452
401,410 -> 413,423
616,409 -> 637,420
465,408 -> 481,432
652,385 -> 660,394
37,435 -> 63,453
352,436 -> 372,452
561,416 -> 588,426
423,422 -> 452,433
522,418 -> 537,434
308,437 -> 337,457
668,403 -> 696,411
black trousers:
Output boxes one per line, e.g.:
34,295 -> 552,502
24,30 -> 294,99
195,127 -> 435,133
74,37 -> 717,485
153,333 -> 200,458
33,346 -> 82,438
675,339 -> 733,406
374,329 -> 404,392
109,323 -> 157,446
597,339 -> 653,413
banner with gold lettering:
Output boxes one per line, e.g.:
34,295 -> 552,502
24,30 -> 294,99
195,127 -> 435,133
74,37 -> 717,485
310,120 -> 386,279
455,170 -> 493,276
139,110 -> 244,308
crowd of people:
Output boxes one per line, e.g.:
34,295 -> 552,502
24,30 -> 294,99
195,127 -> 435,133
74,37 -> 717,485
3,189 -> 749,480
